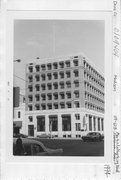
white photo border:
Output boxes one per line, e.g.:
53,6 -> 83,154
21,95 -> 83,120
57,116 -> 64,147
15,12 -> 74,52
5,11 -> 112,164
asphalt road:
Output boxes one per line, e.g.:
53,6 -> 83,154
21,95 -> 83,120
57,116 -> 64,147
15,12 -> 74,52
32,138 -> 104,156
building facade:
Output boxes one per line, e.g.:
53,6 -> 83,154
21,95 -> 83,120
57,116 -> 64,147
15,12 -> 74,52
13,92 -> 26,135
13,102 -> 25,134
25,54 -> 104,138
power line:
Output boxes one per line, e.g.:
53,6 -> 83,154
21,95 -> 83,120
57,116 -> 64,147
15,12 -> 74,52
14,74 -> 28,82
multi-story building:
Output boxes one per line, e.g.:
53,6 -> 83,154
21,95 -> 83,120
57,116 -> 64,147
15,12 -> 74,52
24,54 -> 104,138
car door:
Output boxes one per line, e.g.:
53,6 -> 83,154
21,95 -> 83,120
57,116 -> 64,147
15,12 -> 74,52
24,144 -> 32,156
32,143 -> 48,156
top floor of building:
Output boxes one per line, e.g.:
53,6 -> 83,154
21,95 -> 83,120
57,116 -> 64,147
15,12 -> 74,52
25,54 -> 104,83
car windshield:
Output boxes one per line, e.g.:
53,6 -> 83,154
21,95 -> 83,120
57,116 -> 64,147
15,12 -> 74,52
88,132 -> 99,136
88,133 -> 94,136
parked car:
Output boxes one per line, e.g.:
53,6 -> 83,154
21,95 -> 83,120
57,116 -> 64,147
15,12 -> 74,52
82,132 -> 104,142
13,138 -> 63,156
13,133 -> 28,138
37,133 -> 53,139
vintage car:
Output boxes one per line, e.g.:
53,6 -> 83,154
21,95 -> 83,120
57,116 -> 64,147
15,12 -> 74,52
13,138 -> 63,156
82,132 -> 104,142
37,133 -> 52,139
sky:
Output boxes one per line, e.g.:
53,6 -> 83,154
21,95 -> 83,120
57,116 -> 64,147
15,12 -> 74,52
14,20 -> 104,95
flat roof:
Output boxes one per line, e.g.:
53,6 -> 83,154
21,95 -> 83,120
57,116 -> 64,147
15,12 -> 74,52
26,53 -> 104,76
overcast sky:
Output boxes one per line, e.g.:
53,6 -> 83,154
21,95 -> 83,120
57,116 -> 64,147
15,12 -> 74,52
14,20 -> 104,95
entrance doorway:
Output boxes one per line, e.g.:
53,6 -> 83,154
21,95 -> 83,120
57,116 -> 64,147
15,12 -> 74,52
28,125 -> 34,136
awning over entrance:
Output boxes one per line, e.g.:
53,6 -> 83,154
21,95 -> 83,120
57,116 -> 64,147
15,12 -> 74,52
13,121 -> 22,128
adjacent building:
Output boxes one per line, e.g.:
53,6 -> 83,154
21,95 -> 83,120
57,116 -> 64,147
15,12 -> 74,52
24,54 -> 105,138
13,88 -> 26,135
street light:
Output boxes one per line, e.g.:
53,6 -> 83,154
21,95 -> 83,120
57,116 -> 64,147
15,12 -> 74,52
14,59 -> 21,62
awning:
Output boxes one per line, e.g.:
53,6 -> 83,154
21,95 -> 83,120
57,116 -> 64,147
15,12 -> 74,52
13,121 -> 22,128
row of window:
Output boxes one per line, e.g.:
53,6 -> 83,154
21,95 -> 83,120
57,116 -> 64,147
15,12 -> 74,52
85,102 -> 104,113
28,70 -> 79,82
29,113 -> 80,122
83,60 -> 104,81
28,101 -> 80,111
84,71 -> 104,89
28,114 -> 104,132
28,91 -> 80,102
85,92 -> 104,105
28,80 -> 80,92
28,58 -> 80,73
84,81 -> 104,98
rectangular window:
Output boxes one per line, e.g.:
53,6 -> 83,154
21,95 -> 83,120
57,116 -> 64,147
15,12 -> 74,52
41,74 -> 46,81
28,105 -> 32,111
53,63 -> 58,69
89,116 -> 92,131
74,80 -> 79,87
49,115 -> 58,131
41,94 -> 46,101
66,71 -> 71,78
28,85 -> 33,92
101,118 -> 104,131
74,70 -> 79,77
47,83 -> 52,90
75,114 -> 80,120
28,116 -> 33,122
18,111 -> 21,118
66,102 -> 72,108
47,94 -> 52,100
28,66 -> 33,73
28,76 -> 33,82
53,83 -> 58,90
60,102 -> 65,109
41,104 -> 46,110
37,116 -> 45,131
98,118 -> 100,131
53,93 -> 58,100
35,104 -> 40,110
54,103 -> 58,109
73,60 -> 79,66
65,61 -> 70,67
28,95 -> 33,102
62,115 -> 71,131
74,91 -> 79,98
35,65 -> 40,72
41,64 -> 46,71
75,123 -> 81,131
35,94 -> 40,101
35,75 -> 40,81
66,92 -> 71,99
74,101 -> 80,108
59,61 -> 64,68
47,104 -> 52,110
60,82 -> 64,89
41,84 -> 46,91
47,73 -> 52,80
66,81 -> 71,88
35,84 -> 40,91
53,72 -> 58,79
47,63 -> 52,70
60,72 -> 64,78
60,92 -> 65,99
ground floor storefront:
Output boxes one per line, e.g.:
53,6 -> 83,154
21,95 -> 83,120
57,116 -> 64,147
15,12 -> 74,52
24,108 -> 104,138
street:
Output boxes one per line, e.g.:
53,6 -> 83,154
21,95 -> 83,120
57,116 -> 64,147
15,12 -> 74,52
32,138 -> 104,156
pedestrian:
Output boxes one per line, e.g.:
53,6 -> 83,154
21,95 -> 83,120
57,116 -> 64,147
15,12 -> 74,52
15,135 -> 24,155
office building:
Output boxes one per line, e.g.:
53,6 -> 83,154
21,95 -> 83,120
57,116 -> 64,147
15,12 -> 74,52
24,54 -> 104,138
